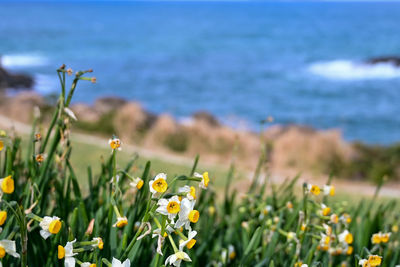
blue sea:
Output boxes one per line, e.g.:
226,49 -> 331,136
1,1 -> 400,144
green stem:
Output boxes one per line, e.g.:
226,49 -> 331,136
168,234 -> 178,253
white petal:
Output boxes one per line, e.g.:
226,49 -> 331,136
165,255 -> 173,266
40,230 -> 51,240
65,256 -> 76,267
122,259 -> 131,267
64,107 -> 78,121
178,186 -> 190,193
157,198 -> 169,206
154,173 -> 167,180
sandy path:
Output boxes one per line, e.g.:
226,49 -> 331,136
0,114 -> 399,198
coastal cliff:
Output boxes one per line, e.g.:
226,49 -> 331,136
1,91 -> 399,183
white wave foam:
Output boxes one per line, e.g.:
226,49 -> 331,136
1,54 -> 49,68
308,60 -> 400,80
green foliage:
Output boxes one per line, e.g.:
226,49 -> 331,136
325,143 -> 400,183
0,66 -> 398,267
164,132 -> 189,152
74,111 -> 116,135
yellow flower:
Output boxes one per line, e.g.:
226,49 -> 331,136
0,140 -> 3,152
301,223 -> 307,231
286,201 -> 293,210
368,255 -> 382,266
307,184 -> 320,195
392,225 -> 398,233
108,137 -> 122,150
0,211 -> 7,226
0,176 -> 14,194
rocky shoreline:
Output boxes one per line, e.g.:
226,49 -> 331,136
2,91 -> 399,183
0,62 -> 33,90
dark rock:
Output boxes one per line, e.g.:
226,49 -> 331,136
94,97 -> 128,114
0,60 -> 34,90
192,111 -> 220,127
365,56 -> 400,66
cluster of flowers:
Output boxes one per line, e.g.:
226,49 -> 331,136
108,137 -> 210,267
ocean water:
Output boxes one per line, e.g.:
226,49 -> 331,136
1,1 -> 400,144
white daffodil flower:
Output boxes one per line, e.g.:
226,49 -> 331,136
175,198 -> 199,230
323,185 -> 335,196
178,186 -> 196,200
149,173 -> 168,198
111,258 -> 131,267
156,195 -> 181,221
109,138 -> 122,151
194,172 -> 209,189
39,216 -> 62,239
0,239 -> 20,259
129,177 -> 144,190
179,230 -> 197,250
58,239 -> 77,267
165,249 -> 191,267
338,230 -> 354,245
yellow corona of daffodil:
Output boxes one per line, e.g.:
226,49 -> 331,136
39,216 -> 62,239
0,140 -> 3,152
0,211 -> 7,226
93,237 -> 104,250
113,216 -> 128,228
149,173 -> 168,197
130,177 -> 144,190
338,230 -> 353,244
195,172 -> 210,189
178,186 -> 196,200
346,246 -> 353,255
321,204 -> 331,216
0,175 -> 14,195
